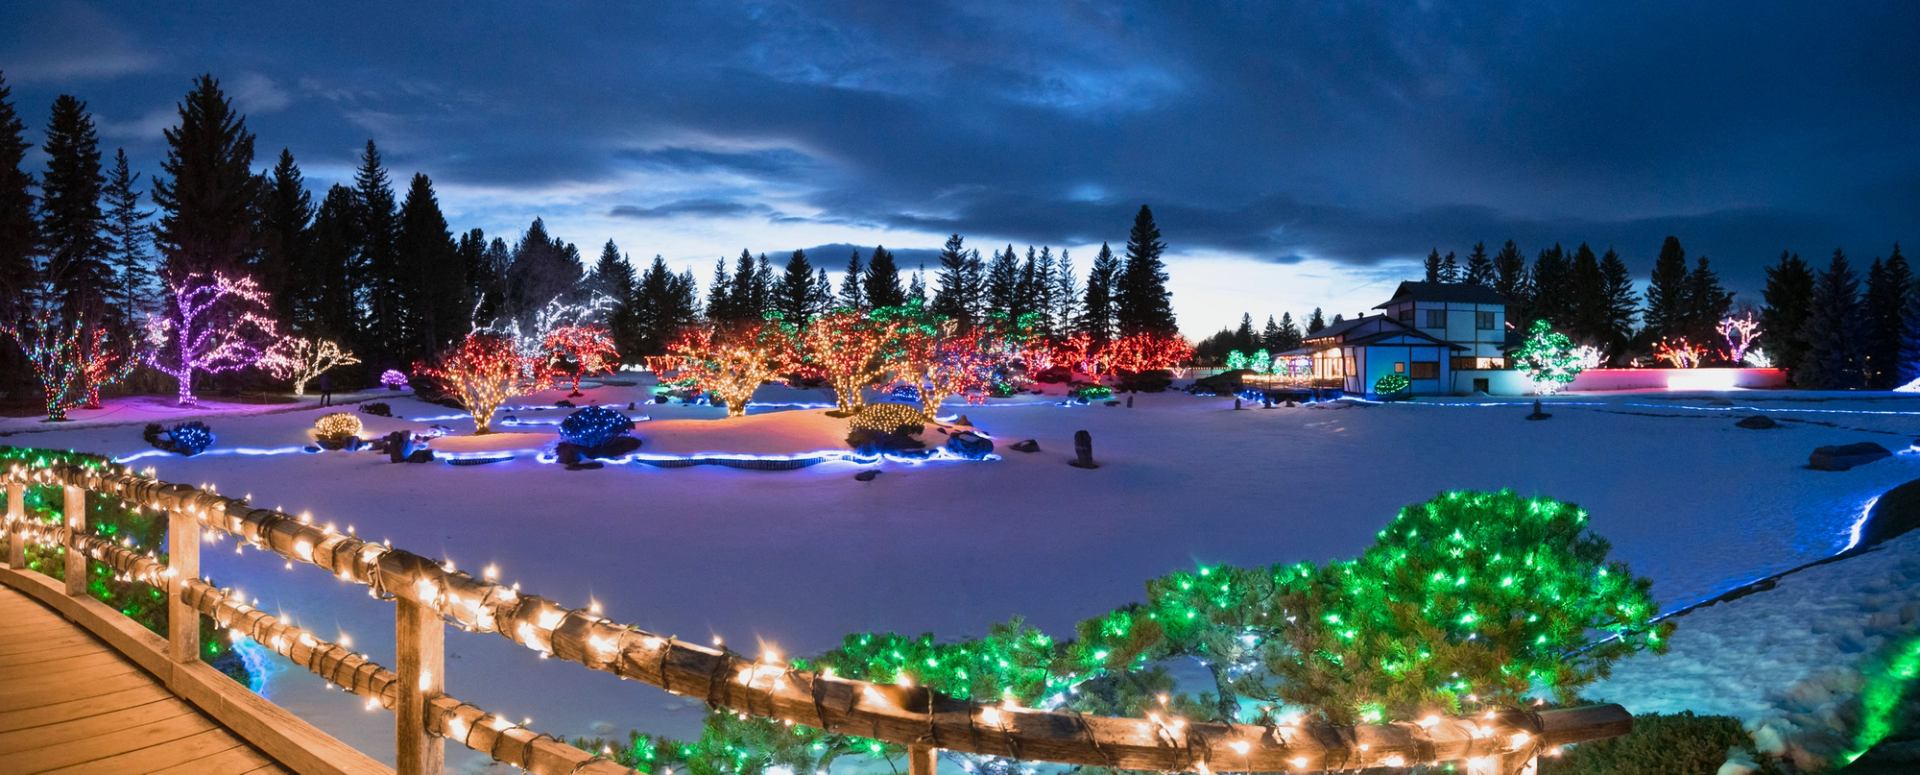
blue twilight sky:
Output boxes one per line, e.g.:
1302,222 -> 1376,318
3,1 -> 1916,333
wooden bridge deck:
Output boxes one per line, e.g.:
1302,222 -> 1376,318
0,586 -> 288,775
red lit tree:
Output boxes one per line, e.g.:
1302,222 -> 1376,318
801,310 -> 904,413
1101,332 -> 1193,378
542,324 -> 620,397
895,319 -> 995,420
661,320 -> 798,417
75,326 -> 139,408
414,332 -> 530,433
144,272 -> 281,405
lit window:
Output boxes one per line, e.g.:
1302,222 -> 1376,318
1394,362 -> 1406,373
1411,362 -> 1439,379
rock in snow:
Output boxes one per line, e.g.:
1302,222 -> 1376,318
1809,442 -> 1892,471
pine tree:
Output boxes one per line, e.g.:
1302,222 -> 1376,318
1423,249 -> 1443,283
1033,246 -> 1057,335
932,234 -> 982,327
257,149 -> 310,326
706,256 -> 732,322
1900,274 -> 1920,387
0,73 -> 33,316
1682,256 -> 1732,342
102,149 -> 155,322
1798,249 -> 1864,389
1440,251 -> 1460,284
1233,313 -> 1255,352
306,185 -> 363,342
1642,236 -> 1689,341
907,266 -> 928,305
808,266 -> 833,318
1052,249 -> 1079,329
1493,240 -> 1529,311
1115,205 -> 1176,336
1565,243 -> 1606,345
1276,312 -> 1302,351
638,255 -> 693,355
751,253 -> 774,317
588,241 -> 640,357
1079,242 -> 1119,343
1463,242 -> 1494,286
39,94 -> 111,322
396,173 -> 460,359
505,218 -> 583,324
1760,251 -> 1815,379
1307,307 -> 1326,334
774,248 -> 818,324
1530,244 -> 1571,327
353,140 -> 404,357
153,75 -> 258,278
838,250 -> 865,310
1863,246 -> 1910,388
472,236 -> 511,324
986,245 -> 1019,314
1597,248 -> 1637,357
864,245 -> 905,309
1262,315 -> 1281,350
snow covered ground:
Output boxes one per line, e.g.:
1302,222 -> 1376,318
6,381 -> 1918,770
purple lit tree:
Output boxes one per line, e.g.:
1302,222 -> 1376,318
144,272 -> 281,405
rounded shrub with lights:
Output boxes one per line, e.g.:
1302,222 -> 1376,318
380,369 -> 409,390
1373,373 -> 1411,400
165,421 -> 214,456
559,405 -> 635,449
313,412 -> 364,449
1069,384 -> 1113,403
846,402 -> 927,453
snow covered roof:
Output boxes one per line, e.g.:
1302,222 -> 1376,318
1371,281 -> 1512,308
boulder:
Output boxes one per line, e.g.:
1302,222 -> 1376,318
854,470 -> 881,481
946,431 -> 994,459
1010,439 -> 1040,453
1809,442 -> 1892,471
1736,415 -> 1779,429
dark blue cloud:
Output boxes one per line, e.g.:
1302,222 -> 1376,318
3,0 -> 1916,313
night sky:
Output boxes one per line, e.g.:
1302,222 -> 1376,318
4,1 -> 1916,332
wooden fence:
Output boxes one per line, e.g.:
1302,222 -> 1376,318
0,448 -> 1630,775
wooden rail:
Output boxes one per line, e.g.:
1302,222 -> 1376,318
1,448 -> 1632,774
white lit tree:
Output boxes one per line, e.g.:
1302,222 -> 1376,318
262,336 -> 361,396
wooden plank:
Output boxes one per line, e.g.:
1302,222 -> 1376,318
149,742 -> 276,775
0,682 -> 172,731
167,508 -> 200,664
167,659 -> 391,775
0,631 -> 97,656
1,648 -> 128,677
0,697 -> 195,754
5,709 -> 215,772
44,726 -> 250,775
62,485 -> 84,597
395,596 -> 444,775
0,663 -> 150,707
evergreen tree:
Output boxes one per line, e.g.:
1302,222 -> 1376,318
306,185 -> 363,343
863,245 -> 905,308
638,255 -> 696,355
102,149 -> 155,321
256,149 -> 310,326
1033,246 -> 1058,335
1440,251 -> 1460,284
1530,244 -> 1571,327
706,256 -> 732,322
453,229 -> 496,325
774,249 -> 818,323
751,253 -> 774,317
396,173 -> 459,359
1565,243 -> 1606,345
1078,242 -> 1119,343
1262,315 -> 1281,350
1307,307 -> 1326,334
1863,246 -> 1910,388
1233,313 -> 1256,352
726,250 -> 761,320
838,250 -> 865,310
1798,249 -> 1864,389
589,240 -> 640,357
1681,256 -> 1732,342
1423,249 -> 1443,283
907,266 -> 927,305
808,266 -> 833,318
1597,248 -> 1637,358
38,94 -> 109,319
472,235 -> 510,324
1276,312 -> 1302,351
1463,242 -> 1494,286
1900,271 -> 1920,386
1760,251 -> 1815,380
1052,249 -> 1079,330
932,234 -> 982,327
505,218 -> 583,325
353,140 -> 403,357
986,245 -> 1020,314
0,73 -> 32,316
1115,205 -> 1176,336
1492,240 -> 1527,298
1642,236 -> 1690,341
153,75 -> 258,278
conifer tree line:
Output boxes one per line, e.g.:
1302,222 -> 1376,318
0,73 -> 1182,398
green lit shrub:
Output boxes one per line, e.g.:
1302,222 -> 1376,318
1539,712 -> 1784,775
1374,373 -> 1411,399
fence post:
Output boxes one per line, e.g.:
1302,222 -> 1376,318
167,509 -> 201,664
908,744 -> 937,775
5,483 -> 22,569
63,485 -> 85,596
396,596 -> 446,775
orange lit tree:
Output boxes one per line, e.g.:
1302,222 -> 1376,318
801,310 -> 904,413
661,320 -> 798,417
414,332 -> 530,433
894,318 -> 996,420
543,324 -> 620,396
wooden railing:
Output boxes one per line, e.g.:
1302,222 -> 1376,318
0,448 -> 1632,775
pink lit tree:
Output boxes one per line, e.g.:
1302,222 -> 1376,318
144,272 -> 281,405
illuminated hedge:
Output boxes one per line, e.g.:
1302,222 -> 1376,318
313,412 -> 363,440
848,402 -> 925,436
558,406 -> 634,448
1374,373 -> 1411,397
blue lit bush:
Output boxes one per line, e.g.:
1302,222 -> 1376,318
558,406 -> 634,449
166,421 -> 214,456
